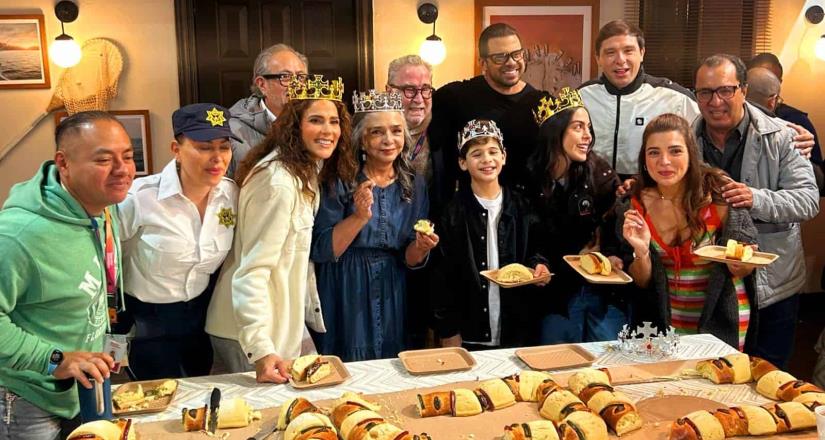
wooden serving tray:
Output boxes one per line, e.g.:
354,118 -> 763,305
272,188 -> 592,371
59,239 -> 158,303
480,269 -> 552,288
515,344 -> 596,370
398,347 -> 476,375
288,355 -> 350,389
563,255 -> 633,284
112,379 -> 178,416
693,245 -> 779,267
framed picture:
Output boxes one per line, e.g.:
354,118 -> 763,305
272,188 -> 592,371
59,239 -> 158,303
55,110 -> 154,176
0,14 -> 50,89
476,1 -> 599,94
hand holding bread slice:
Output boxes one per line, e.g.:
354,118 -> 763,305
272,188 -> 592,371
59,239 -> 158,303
413,219 -> 434,235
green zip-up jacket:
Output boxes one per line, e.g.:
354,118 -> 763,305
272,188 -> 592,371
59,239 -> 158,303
0,161 -> 122,419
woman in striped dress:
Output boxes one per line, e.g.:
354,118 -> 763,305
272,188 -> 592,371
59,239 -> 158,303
618,113 -> 759,350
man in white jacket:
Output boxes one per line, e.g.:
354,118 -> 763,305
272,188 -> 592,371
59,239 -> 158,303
579,20 -> 699,178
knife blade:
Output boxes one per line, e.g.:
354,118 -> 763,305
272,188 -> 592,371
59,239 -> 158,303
208,387 -> 221,434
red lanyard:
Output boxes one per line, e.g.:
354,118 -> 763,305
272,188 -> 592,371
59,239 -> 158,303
103,208 -> 119,323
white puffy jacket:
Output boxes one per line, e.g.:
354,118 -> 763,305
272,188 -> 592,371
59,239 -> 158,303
579,71 -> 700,175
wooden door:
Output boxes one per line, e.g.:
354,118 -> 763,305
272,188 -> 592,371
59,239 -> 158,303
175,0 -> 373,107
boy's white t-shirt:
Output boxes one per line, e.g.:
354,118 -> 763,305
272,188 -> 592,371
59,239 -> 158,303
467,191 -> 503,346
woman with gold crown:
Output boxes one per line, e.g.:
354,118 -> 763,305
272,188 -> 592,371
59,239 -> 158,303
527,87 -> 625,344
204,75 -> 358,382
310,89 -> 438,361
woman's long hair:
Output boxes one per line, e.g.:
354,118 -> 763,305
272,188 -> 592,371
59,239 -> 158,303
235,99 -> 358,201
528,106 -> 597,200
632,113 -> 730,244
351,110 -> 416,202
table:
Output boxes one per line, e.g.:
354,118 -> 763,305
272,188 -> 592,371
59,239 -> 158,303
130,333 -> 769,425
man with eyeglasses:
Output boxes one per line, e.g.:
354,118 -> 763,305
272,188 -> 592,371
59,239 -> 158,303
427,22 -> 543,216
386,55 -> 435,182
579,20 -> 700,180
693,54 -> 819,369
227,44 -> 308,178
386,55 -> 438,350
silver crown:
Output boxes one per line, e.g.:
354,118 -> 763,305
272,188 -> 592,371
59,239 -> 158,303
457,119 -> 504,151
352,90 -> 404,113
615,322 -> 681,361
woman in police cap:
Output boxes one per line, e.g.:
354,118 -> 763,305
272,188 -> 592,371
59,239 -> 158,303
117,103 -> 240,379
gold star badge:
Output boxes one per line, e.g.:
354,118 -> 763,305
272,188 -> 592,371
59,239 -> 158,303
205,107 -> 227,127
217,207 -> 236,228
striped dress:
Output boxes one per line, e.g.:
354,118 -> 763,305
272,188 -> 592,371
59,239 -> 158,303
632,198 -> 750,349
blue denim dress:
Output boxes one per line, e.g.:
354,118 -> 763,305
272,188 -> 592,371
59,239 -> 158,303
311,174 -> 429,361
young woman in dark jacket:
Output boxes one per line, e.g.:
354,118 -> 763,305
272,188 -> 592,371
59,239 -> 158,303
528,88 -> 624,344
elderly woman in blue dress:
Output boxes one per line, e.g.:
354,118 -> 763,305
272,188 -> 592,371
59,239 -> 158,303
311,90 -> 438,361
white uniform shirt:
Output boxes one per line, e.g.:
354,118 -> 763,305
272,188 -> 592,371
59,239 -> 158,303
471,191 -> 503,346
118,160 -> 239,304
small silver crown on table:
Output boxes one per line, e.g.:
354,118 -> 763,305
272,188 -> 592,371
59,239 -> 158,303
616,321 -> 680,360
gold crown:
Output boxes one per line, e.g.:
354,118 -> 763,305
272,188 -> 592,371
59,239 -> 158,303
352,90 -> 404,113
533,87 -> 585,126
287,74 -> 344,101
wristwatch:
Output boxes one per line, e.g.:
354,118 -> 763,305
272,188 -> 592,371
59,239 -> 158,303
47,349 -> 63,375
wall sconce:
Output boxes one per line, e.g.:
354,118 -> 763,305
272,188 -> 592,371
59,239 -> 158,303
50,0 -> 81,68
816,35 -> 825,61
804,5 -> 825,61
418,3 -> 446,65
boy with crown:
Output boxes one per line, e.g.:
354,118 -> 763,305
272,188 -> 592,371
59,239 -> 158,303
433,119 -> 550,350
309,89 -> 437,361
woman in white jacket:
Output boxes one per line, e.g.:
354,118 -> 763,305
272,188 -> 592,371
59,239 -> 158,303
205,75 -> 358,383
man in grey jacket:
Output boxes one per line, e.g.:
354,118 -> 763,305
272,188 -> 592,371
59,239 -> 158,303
693,54 -> 820,368
227,44 -> 308,178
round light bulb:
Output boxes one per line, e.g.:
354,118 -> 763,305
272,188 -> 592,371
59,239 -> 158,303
50,35 -> 81,68
816,35 -> 825,61
419,35 -> 446,66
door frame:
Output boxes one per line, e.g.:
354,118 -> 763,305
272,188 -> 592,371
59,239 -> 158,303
174,0 -> 374,105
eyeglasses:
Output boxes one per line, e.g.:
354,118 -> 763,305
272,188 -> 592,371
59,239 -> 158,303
484,49 -> 525,65
695,84 -> 742,103
388,84 -> 434,99
260,72 -> 309,87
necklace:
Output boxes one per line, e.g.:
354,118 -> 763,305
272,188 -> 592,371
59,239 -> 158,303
656,188 -> 682,202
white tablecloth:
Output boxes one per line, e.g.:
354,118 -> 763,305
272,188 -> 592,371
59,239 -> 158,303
130,333 -> 769,423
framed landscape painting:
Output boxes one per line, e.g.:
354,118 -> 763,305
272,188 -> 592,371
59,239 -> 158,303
55,110 -> 154,176
476,1 -> 599,95
0,14 -> 50,89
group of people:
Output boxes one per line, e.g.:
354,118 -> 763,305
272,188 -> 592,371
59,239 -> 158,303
0,19 -> 822,440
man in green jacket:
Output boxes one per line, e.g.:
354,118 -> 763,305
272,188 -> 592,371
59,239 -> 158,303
0,111 -> 135,439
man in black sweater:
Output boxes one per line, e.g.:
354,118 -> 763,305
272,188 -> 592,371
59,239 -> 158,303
427,23 -> 544,216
